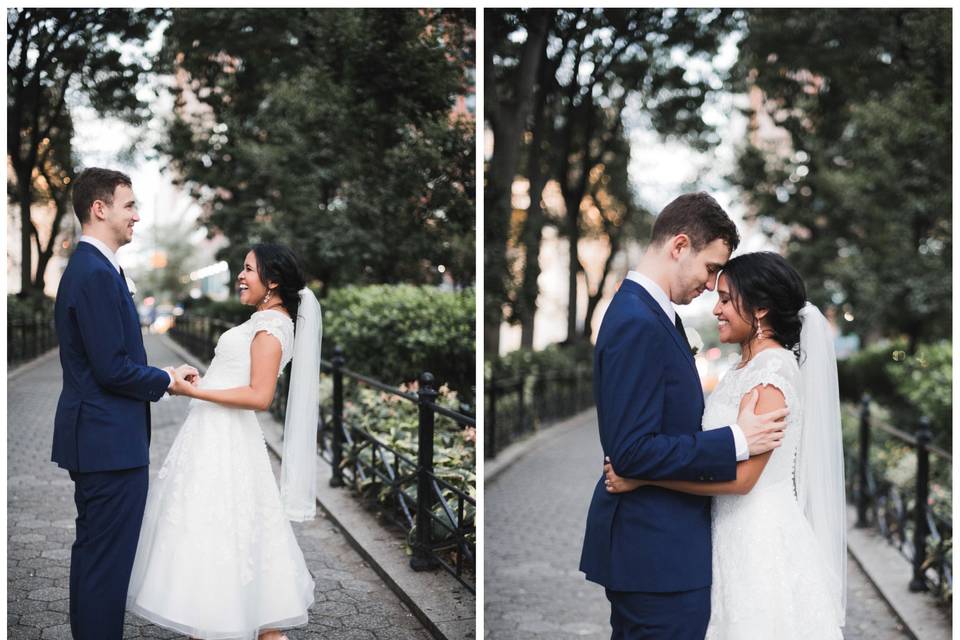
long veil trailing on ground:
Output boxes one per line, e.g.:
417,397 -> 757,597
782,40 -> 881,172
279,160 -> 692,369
280,287 -> 322,521
796,302 -> 847,625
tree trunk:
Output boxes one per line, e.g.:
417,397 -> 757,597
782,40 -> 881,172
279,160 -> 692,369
483,9 -> 551,358
517,49 -> 555,351
17,171 -> 35,295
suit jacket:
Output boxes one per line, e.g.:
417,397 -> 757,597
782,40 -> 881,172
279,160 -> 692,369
51,241 -> 171,472
579,278 -> 738,592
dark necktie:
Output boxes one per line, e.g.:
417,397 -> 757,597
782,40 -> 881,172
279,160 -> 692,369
119,266 -> 126,283
674,313 -> 689,345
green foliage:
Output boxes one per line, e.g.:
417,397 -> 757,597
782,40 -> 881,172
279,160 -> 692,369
324,285 -> 476,407
733,9 -> 951,346
7,293 -> 55,319
487,341 -> 593,380
158,9 -> 475,290
7,9 -> 167,292
342,383 -> 475,553
886,341 -> 952,449
838,340 -> 952,451
837,340 -> 906,405
183,284 -> 476,405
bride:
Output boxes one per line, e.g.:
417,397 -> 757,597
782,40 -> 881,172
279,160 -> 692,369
604,252 -> 846,639
127,243 -> 321,640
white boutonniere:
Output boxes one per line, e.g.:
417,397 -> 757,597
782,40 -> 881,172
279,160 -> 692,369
687,327 -> 703,356
125,276 -> 137,297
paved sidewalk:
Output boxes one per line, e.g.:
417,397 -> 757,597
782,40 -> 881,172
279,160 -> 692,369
484,410 -> 913,640
8,335 -> 431,640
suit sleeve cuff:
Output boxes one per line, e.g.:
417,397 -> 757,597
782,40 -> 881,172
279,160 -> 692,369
730,423 -> 749,461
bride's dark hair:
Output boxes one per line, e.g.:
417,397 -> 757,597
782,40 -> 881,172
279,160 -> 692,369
721,252 -> 806,357
250,243 -> 307,321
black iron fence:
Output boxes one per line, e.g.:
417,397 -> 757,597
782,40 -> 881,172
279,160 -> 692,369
853,394 -> 952,603
170,315 -> 476,593
8,311 -> 58,366
485,365 -> 593,458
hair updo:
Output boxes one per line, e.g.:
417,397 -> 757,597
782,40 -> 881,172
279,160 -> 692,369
720,252 -> 806,357
250,243 -> 307,322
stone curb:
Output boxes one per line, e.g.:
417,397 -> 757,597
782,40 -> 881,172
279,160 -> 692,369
484,407 -> 597,483
159,334 -> 476,640
845,506 -> 952,640
7,346 -> 60,381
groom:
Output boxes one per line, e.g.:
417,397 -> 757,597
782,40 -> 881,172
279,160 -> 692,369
51,167 -> 197,640
579,193 -> 788,639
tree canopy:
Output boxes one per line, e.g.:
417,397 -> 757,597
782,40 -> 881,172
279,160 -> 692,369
732,8 -> 951,349
158,8 -> 475,292
7,8 -> 165,294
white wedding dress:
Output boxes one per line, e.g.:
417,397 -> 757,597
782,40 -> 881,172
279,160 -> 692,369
128,309 -> 315,639
703,348 -> 843,639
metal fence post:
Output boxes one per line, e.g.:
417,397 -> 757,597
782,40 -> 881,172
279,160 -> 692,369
909,417 -> 932,592
856,394 -> 871,528
411,371 -> 440,571
329,346 -> 346,488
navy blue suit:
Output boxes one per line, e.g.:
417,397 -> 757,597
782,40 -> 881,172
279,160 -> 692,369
52,241 -> 170,640
579,279 -> 738,639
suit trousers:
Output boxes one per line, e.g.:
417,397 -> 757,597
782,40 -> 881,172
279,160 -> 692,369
69,466 -> 149,640
606,586 -> 711,640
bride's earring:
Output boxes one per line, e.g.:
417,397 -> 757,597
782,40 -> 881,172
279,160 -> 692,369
261,289 -> 273,308
756,325 -> 764,341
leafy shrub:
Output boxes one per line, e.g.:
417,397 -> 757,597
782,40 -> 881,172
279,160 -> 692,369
7,293 -> 55,319
838,339 -> 952,451
487,341 -> 594,380
886,340 -> 952,450
342,382 -> 475,554
837,339 -> 906,405
180,285 -> 476,407
324,285 -> 475,407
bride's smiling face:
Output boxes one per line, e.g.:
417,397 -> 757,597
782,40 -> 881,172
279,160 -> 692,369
236,250 -> 273,306
713,274 -> 754,344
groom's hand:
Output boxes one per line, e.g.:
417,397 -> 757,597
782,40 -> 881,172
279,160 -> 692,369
738,389 -> 788,456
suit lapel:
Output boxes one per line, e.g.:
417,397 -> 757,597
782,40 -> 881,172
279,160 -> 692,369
619,279 -> 700,379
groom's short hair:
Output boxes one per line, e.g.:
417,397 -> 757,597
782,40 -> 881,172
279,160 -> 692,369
650,192 -> 739,252
72,167 -> 133,225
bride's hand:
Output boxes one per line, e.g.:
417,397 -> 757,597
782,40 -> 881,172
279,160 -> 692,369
603,457 -> 646,493
170,367 -> 199,397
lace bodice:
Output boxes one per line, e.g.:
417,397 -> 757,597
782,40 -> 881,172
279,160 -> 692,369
703,348 -> 802,493
200,310 -> 295,389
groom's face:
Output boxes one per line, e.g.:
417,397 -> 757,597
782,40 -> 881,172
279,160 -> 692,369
672,237 -> 730,305
98,184 -> 140,247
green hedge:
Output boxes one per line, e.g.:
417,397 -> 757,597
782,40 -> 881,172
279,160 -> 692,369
185,285 -> 475,407
7,293 -> 55,319
486,341 -> 594,380
324,285 -> 475,407
839,340 -> 952,450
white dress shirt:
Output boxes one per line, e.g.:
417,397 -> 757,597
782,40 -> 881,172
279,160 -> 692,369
80,235 -> 121,274
80,235 -> 174,390
625,270 -> 749,462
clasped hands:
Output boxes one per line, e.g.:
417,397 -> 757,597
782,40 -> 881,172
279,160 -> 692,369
163,364 -> 200,397
603,388 -> 789,493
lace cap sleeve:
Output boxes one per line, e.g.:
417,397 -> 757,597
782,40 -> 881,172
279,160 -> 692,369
251,311 -> 294,367
739,349 -> 801,414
